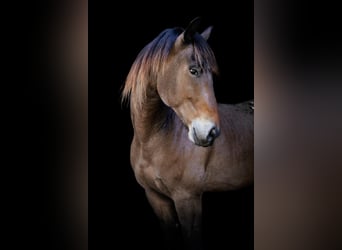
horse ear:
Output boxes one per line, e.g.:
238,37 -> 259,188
201,26 -> 213,41
174,17 -> 201,50
183,17 -> 202,43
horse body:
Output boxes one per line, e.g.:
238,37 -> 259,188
131,103 -> 253,195
122,18 -> 253,250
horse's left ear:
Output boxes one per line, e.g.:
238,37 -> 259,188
174,17 -> 201,50
201,26 -> 213,41
183,17 -> 202,43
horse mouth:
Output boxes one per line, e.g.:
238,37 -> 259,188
194,140 -> 214,147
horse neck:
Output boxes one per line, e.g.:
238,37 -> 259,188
130,84 -> 171,143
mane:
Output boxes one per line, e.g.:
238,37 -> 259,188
121,27 -> 219,110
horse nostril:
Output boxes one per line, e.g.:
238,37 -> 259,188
191,121 -> 220,147
207,126 -> 219,142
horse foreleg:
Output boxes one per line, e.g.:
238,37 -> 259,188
145,189 -> 182,250
174,194 -> 203,250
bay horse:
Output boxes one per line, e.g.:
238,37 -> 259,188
122,18 -> 253,250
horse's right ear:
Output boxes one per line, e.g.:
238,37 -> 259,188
201,26 -> 213,41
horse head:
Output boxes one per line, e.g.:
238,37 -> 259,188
157,18 -> 220,147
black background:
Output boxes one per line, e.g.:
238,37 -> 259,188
18,1 -> 342,250
89,1 -> 253,249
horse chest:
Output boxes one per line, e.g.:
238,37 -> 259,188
134,149 -> 206,197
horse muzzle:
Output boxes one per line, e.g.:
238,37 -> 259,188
188,118 -> 220,147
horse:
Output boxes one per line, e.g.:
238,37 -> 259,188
121,17 -> 254,250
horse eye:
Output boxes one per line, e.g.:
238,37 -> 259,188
189,67 -> 200,76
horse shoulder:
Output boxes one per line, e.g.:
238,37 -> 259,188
129,135 -> 185,195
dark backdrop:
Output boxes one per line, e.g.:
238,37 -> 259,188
89,1 -> 253,249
